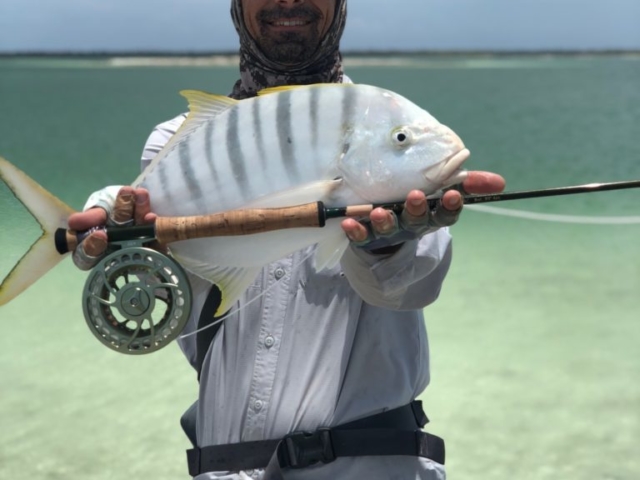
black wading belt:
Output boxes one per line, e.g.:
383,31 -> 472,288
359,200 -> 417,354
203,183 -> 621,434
179,285 -> 226,448
186,400 -> 445,477
182,288 -> 446,476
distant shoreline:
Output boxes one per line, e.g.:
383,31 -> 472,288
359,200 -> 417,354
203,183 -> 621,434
1,49 -> 639,58
2,50 -> 638,68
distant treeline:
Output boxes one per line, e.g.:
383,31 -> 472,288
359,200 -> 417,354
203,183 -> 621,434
1,49 -> 639,58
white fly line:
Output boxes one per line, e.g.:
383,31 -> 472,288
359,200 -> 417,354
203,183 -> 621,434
466,204 -> 640,225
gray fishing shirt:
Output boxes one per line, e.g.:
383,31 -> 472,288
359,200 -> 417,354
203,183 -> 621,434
141,114 -> 450,480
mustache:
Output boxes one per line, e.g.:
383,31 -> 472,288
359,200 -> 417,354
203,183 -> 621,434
257,5 -> 323,23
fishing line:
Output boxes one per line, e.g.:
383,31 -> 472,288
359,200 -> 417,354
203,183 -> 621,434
178,246 -> 318,340
466,204 -> 640,225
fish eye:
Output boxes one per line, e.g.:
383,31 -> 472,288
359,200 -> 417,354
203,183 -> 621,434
391,127 -> 412,147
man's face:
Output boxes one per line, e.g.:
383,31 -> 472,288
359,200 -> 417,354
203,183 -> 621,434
242,0 -> 336,65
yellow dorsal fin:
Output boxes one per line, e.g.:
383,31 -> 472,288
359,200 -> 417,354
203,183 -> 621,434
180,90 -> 238,116
132,91 -> 238,186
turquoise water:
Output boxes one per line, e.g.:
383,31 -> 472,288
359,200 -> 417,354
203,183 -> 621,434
0,56 -> 639,479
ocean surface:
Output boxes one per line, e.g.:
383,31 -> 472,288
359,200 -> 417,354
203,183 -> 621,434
0,56 -> 639,479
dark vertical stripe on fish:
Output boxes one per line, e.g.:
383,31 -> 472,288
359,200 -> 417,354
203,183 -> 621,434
310,87 -> 319,150
341,85 -> 357,158
204,119 -> 220,185
226,105 -> 250,198
179,141 -> 206,208
252,98 -> 268,170
277,90 -> 299,181
157,162 -> 174,204
341,85 -> 357,133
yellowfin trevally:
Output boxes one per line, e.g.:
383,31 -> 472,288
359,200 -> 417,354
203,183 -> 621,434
0,83 -> 470,314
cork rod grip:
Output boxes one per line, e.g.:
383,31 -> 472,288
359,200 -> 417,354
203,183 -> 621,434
155,201 -> 325,244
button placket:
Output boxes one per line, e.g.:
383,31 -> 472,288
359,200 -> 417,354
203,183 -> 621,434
243,261 -> 291,439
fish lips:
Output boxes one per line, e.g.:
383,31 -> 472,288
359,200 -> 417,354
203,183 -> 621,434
423,148 -> 471,188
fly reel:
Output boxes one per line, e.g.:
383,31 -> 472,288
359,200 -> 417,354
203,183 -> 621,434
82,245 -> 192,354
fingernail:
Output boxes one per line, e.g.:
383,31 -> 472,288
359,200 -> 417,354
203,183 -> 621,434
446,197 -> 462,210
410,198 -> 422,206
373,220 -> 393,234
372,218 -> 387,228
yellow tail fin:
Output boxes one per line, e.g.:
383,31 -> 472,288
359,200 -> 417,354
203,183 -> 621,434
0,157 -> 75,305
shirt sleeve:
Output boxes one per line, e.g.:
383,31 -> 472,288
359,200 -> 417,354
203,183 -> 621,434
139,113 -> 212,369
140,113 -> 188,171
339,228 -> 453,311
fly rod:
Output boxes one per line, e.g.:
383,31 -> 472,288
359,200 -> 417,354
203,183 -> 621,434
460,179 -> 640,205
38,177 -> 640,355
54,179 -> 640,254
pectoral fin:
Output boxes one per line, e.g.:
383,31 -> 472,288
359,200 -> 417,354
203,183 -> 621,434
173,254 -> 261,317
313,222 -> 350,271
243,178 -> 344,209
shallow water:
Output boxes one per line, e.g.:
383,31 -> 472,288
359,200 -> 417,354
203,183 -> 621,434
0,56 -> 638,480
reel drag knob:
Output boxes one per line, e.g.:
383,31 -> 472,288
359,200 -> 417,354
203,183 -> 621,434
82,247 -> 192,354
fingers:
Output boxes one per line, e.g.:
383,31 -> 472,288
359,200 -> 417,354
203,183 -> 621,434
70,187 -> 155,270
404,190 -> 427,217
68,188 -> 153,231
341,218 -> 368,243
68,208 -> 108,231
441,190 -> 463,211
341,207 -> 399,245
109,186 -> 136,225
369,208 -> 397,235
342,173 -> 505,248
72,230 -> 108,270
134,189 -> 153,225
462,171 -> 506,194
68,206 -> 109,271
102,186 -> 155,226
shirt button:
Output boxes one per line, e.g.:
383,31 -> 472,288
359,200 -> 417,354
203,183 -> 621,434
264,335 -> 275,348
274,267 -> 285,279
253,400 -> 264,411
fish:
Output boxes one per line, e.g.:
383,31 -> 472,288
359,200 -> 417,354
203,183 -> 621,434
0,83 -> 470,314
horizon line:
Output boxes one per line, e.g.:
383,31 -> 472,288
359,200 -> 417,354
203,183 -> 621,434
1,48 -> 640,57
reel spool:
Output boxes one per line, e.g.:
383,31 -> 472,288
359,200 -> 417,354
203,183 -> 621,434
82,246 -> 192,354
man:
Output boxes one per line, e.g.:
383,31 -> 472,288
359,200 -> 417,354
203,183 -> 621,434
68,0 -> 505,478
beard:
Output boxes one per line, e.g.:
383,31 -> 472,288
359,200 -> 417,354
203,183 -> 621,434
255,5 -> 324,65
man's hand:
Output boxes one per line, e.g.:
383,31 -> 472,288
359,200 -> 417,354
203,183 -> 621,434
67,186 -> 156,270
341,171 -> 506,244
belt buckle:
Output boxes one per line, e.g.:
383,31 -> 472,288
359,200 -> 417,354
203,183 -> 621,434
281,428 -> 336,469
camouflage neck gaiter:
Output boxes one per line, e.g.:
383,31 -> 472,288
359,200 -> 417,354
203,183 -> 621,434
229,0 -> 347,99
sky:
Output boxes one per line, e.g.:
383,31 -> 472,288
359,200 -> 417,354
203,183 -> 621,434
0,0 -> 639,52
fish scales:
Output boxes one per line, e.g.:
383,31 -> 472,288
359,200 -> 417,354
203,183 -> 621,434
131,84 -> 470,315
144,85 -> 349,216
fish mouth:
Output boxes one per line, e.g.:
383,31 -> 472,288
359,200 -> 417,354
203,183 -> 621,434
423,148 -> 471,187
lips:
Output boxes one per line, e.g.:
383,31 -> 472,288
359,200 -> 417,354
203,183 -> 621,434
269,19 -> 310,27
423,148 -> 471,186
265,18 -> 313,30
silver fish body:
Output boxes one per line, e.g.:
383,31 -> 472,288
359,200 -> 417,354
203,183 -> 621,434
135,84 -> 470,314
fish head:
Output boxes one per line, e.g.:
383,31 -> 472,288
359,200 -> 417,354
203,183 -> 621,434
337,88 -> 470,203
